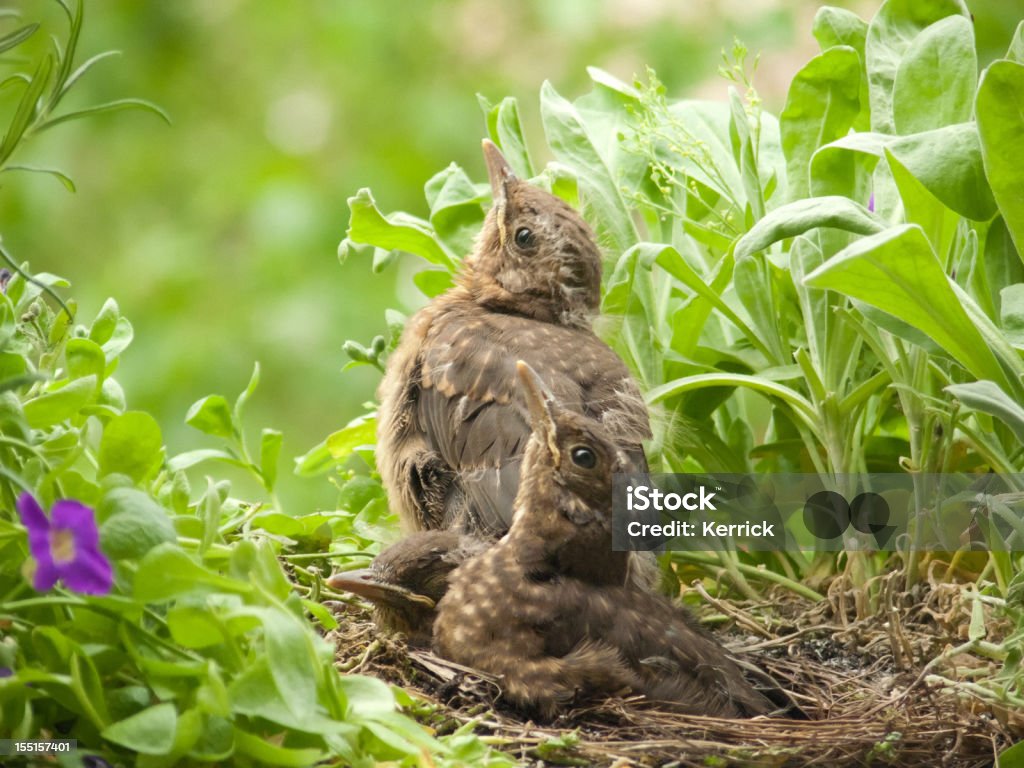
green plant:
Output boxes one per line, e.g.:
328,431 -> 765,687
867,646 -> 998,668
0,4 -> 509,765
330,0 -> 1024,725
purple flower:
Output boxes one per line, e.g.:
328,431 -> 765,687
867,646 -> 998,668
17,493 -> 113,595
867,193 -> 875,213
0,667 -> 12,678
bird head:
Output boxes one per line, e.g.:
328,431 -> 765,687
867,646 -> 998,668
327,530 -> 487,644
463,140 -> 602,327
513,360 -> 630,547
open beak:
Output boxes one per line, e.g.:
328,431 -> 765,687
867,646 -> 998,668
516,360 -> 560,467
327,569 -> 435,608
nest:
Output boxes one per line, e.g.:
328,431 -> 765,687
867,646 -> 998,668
326,572 -> 1021,767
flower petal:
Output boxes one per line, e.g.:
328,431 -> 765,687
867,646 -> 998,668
59,549 -> 113,596
32,558 -> 59,592
51,500 -> 101,551
17,493 -> 54,569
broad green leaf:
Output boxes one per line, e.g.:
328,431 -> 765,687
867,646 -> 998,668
98,487 -> 176,558
884,148 -> 957,258
89,298 -> 120,345
734,196 -> 885,261
865,0 -> 969,134
886,124 -> 995,221
185,394 -> 236,439
133,544 -> 252,602
412,268 -> 454,298
423,163 -> 485,257
167,606 -> 225,649
102,703 -> 177,755
977,60 -> 1024,255
804,225 -> 1011,389
540,80 -> 638,255
780,46 -> 861,201
326,415 -> 376,463
813,7 -> 867,54
65,337 -> 106,382
346,188 -> 455,269
892,15 -> 975,134
99,411 -> 163,482
478,94 -> 534,177
23,375 -> 96,428
946,380 -> 1024,445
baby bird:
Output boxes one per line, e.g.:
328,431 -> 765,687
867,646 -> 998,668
327,531 -> 489,645
376,139 -> 651,538
433,362 -> 780,719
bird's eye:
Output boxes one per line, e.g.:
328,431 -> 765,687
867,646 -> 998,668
570,445 -> 597,469
514,227 -> 534,248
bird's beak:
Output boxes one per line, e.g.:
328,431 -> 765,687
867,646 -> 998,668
482,139 -> 516,245
516,360 -> 560,467
327,569 -> 435,608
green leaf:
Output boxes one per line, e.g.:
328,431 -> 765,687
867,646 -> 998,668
99,411 -> 163,483
259,428 -> 283,491
412,268 -> 454,298
0,164 -> 75,191
977,60 -> 1024,255
65,337 -> 106,381
133,544 -> 252,602
812,7 -> 867,54
232,727 -> 326,767
478,94 -> 534,177
346,188 -> 455,269
1001,283 -> 1024,347
234,361 -> 260,422
35,98 -> 170,133
998,738 -> 1024,768
102,703 -> 177,755
804,225 -> 1013,389
887,124 -> 995,222
892,15 -> 975,134
423,163 -> 485,257
0,53 -> 52,164
326,416 -> 376,463
23,375 -> 96,428
780,46 -> 862,201
946,380 -> 1024,445
167,448 -> 246,473
0,23 -> 37,55
733,196 -> 885,261
864,0 -> 969,134
540,80 -> 638,255
88,298 -> 120,345
185,394 -> 236,439
1007,21 -> 1024,64
98,487 -> 176,559
646,373 -> 818,428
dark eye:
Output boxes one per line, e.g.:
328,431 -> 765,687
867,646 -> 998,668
514,227 -> 533,247
570,446 -> 597,469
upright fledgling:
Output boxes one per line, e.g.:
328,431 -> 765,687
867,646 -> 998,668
376,140 -> 650,539
327,531 -> 489,645
433,362 -> 780,719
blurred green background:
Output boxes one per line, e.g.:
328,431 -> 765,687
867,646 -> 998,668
1,0 -> 1019,512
